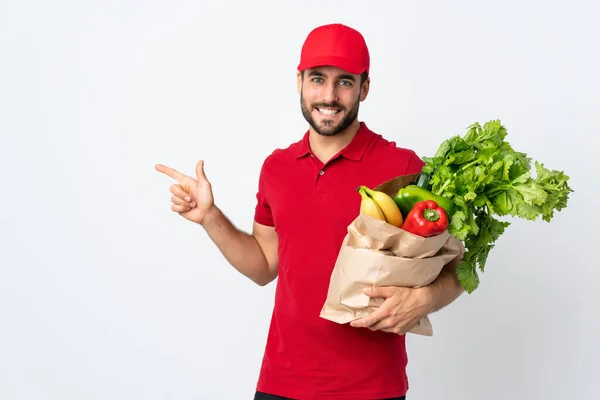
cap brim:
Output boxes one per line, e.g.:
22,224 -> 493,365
297,55 -> 366,75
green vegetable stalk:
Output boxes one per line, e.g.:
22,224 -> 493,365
420,120 -> 573,293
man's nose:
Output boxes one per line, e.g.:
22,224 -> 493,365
320,82 -> 338,104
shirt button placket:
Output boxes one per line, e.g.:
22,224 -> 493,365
314,167 -> 326,195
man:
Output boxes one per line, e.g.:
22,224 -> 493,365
156,23 -> 464,400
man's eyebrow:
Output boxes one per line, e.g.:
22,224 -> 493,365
306,71 -> 356,81
337,74 -> 356,81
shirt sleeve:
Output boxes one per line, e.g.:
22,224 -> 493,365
405,150 -> 426,175
254,157 -> 275,227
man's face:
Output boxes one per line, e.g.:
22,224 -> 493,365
297,66 -> 369,137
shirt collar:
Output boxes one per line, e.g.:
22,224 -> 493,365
295,122 -> 374,161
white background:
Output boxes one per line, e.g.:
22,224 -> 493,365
1,1 -> 599,399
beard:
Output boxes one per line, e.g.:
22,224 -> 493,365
300,91 -> 360,137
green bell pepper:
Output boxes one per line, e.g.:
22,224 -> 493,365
393,173 -> 456,218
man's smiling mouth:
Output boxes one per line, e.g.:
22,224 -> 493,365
317,107 -> 341,116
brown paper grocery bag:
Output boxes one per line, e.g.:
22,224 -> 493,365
319,174 -> 463,336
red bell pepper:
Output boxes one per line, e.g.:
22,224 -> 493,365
402,200 -> 448,237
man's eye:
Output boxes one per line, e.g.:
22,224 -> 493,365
312,77 -> 323,83
339,80 -> 352,87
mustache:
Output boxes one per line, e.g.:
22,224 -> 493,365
312,102 -> 345,110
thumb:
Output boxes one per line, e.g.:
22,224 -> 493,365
195,160 -> 207,182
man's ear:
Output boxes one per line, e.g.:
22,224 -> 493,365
296,71 -> 303,95
360,77 -> 370,102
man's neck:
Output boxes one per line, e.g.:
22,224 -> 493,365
308,119 -> 361,164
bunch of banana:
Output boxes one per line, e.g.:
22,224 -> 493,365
357,186 -> 404,228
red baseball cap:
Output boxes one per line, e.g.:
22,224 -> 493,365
297,23 -> 370,75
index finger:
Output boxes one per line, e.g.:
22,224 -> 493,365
155,164 -> 186,182
350,307 -> 386,328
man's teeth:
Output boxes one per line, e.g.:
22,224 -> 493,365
318,108 -> 339,116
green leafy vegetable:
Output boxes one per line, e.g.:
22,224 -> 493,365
421,120 -> 573,293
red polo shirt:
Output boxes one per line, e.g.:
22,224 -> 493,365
253,122 -> 425,400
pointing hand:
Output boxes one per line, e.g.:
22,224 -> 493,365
155,160 -> 215,225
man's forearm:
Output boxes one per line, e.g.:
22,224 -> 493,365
200,206 -> 274,285
425,255 -> 465,314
